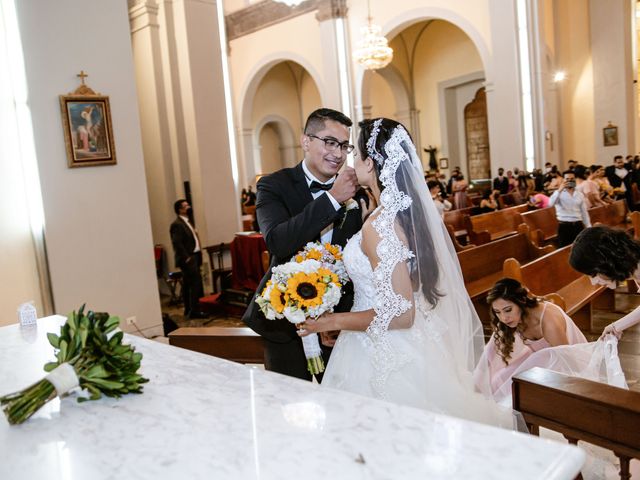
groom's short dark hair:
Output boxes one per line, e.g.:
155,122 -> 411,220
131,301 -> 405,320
303,108 -> 352,134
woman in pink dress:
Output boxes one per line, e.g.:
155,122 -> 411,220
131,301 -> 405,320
473,278 -> 588,403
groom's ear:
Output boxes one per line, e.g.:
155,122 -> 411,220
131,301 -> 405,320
301,134 -> 309,151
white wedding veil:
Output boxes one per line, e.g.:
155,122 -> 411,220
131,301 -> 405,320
359,118 -> 486,392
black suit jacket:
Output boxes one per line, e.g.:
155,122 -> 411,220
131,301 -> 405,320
493,176 -> 509,195
242,162 -> 362,343
170,217 -> 197,266
605,164 -> 632,189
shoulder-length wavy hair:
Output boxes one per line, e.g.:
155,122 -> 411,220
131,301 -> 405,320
569,226 -> 640,282
486,278 -> 539,365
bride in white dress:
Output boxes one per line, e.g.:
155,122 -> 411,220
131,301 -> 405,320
299,118 -> 511,427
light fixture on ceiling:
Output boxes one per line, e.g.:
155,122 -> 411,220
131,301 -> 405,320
353,0 -> 393,70
553,71 -> 566,82
272,0 -> 305,6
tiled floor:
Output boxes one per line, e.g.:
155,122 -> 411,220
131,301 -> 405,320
591,287 -> 640,392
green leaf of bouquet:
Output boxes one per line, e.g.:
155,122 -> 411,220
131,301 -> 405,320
85,364 -> 109,379
46,333 -> 60,349
104,316 -> 120,331
88,378 -> 125,390
43,362 -> 59,372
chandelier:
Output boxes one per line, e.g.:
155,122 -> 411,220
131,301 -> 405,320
353,1 -> 393,70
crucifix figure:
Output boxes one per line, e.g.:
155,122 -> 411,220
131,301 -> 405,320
77,70 -> 88,85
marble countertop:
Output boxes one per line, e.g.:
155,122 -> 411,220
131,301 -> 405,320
0,316 -> 584,480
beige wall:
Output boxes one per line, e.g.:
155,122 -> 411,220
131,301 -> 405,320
15,0 -> 162,334
412,21 -> 484,168
0,152 -> 42,325
368,73 -> 397,120
258,123 -> 284,173
554,0 -> 595,165
250,61 -> 320,177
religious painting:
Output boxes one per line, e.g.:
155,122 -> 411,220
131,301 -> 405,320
464,87 -> 491,180
60,78 -> 116,167
439,158 -> 449,170
603,124 -> 618,147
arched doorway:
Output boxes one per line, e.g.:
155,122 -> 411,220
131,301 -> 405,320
240,59 -> 322,186
359,18 -> 488,178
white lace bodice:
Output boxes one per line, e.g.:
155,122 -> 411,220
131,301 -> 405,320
343,231 -> 376,312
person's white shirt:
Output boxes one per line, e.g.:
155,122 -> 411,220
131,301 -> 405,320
179,215 -> 201,253
548,189 -> 591,226
302,160 -> 341,244
433,196 -> 452,218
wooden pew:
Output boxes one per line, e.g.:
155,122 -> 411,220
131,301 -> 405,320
446,223 -> 475,252
169,326 -> 264,364
513,368 -> 640,480
458,224 -> 553,332
503,245 -> 611,332
464,204 -> 529,245
589,200 -> 630,232
518,207 -> 558,246
443,206 -> 478,244
498,193 -> 518,209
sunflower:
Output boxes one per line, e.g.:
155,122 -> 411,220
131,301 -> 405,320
286,272 -> 326,308
269,284 -> 288,313
317,267 -> 338,284
324,243 -> 342,260
305,249 -> 322,261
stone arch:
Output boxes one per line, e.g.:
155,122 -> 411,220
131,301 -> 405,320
253,114 -> 298,176
239,54 -> 324,185
360,64 -> 411,123
354,8 -> 491,120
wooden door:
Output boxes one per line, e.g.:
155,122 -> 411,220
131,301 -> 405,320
464,88 -> 491,180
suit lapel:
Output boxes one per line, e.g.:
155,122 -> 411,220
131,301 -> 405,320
292,162 -> 314,209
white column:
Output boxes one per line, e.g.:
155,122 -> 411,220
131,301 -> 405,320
486,1 -> 526,174
590,0 -> 635,161
169,0 -> 241,243
129,0 -> 177,263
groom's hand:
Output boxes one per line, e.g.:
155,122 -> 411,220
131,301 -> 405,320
320,330 -> 339,347
329,167 -> 358,204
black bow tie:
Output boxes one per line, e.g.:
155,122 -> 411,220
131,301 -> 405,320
309,181 -> 334,194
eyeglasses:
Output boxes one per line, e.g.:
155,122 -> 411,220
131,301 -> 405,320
306,134 -> 355,154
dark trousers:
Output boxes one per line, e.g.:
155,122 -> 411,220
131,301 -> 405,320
263,335 -> 332,383
179,251 -> 204,317
557,221 -> 585,247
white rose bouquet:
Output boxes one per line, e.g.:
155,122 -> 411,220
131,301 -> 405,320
255,242 -> 349,374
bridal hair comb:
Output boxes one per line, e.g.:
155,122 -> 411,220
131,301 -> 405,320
366,118 -> 385,165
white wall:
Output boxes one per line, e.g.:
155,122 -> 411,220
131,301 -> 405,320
15,0 -> 162,334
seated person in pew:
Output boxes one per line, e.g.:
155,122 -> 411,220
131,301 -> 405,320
478,189 -> 499,213
427,180 -> 452,218
570,226 -> 640,339
528,192 -> 549,209
473,278 -> 588,403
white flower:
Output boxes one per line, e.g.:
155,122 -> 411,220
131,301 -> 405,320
283,306 -> 306,325
344,198 -> 359,211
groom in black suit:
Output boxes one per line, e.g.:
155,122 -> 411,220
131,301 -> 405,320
243,108 -> 362,381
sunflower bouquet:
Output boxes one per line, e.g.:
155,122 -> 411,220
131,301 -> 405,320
256,242 -> 349,374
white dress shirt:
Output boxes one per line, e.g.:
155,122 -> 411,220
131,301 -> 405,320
302,160 -> 341,244
179,215 -> 201,253
548,189 -> 591,226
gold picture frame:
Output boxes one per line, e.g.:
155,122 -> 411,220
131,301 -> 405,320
59,76 -> 116,167
603,123 -> 618,147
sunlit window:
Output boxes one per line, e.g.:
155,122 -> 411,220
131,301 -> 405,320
516,0 -> 535,172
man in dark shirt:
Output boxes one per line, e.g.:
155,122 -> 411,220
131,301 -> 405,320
492,167 -> 509,195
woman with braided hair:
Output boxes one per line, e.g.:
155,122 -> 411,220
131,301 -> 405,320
570,226 -> 640,338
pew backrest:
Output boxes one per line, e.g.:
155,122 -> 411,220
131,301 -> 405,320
519,207 -> 558,245
465,204 -> 529,245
